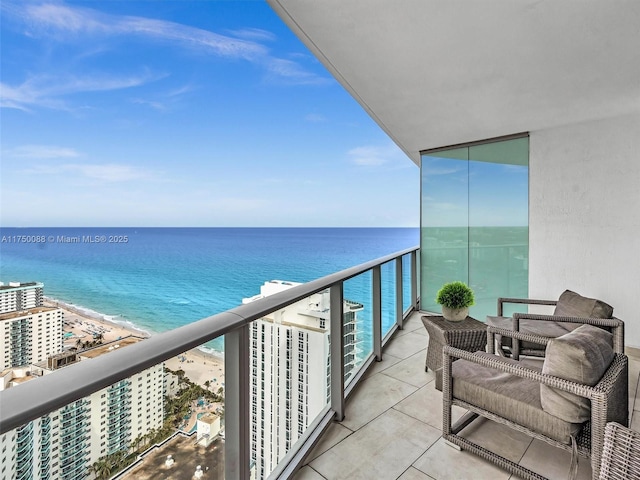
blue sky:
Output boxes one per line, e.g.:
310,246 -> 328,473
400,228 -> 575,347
0,0 -> 418,227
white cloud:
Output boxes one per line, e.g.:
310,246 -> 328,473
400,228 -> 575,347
1,72 -> 163,111
262,58 -> 332,86
2,1 -> 329,92
6,145 -> 81,159
305,113 -> 327,123
228,28 -> 277,43
23,163 -> 156,182
348,144 -> 405,167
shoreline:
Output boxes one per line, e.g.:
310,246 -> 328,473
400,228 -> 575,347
45,297 -> 225,391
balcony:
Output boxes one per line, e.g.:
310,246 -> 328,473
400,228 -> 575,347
1,246 -> 638,480
293,311 -> 640,479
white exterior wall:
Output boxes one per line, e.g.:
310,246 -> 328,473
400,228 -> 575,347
31,309 -> 64,365
129,364 -> 164,440
87,364 -> 164,463
1,346 -> 164,478
0,428 -> 17,480
529,112 -> 640,349
247,282 -> 334,480
0,282 -> 44,314
0,307 -> 63,370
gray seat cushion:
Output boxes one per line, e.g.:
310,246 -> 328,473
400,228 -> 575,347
540,324 -> 614,423
452,352 -> 582,444
487,315 -> 570,350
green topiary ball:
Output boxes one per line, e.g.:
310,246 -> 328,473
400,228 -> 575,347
435,281 -> 475,309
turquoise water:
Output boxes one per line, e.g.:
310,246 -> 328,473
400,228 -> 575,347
0,227 -> 418,354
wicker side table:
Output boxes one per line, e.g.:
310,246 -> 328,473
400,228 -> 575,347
421,315 -> 487,390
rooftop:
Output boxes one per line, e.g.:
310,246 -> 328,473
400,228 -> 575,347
78,336 -> 144,360
121,432 -> 224,480
0,306 -> 60,322
0,282 -> 42,291
293,311 -> 640,480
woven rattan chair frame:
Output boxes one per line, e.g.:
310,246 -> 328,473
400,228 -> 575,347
495,297 -> 624,360
442,330 -> 629,480
599,422 -> 640,480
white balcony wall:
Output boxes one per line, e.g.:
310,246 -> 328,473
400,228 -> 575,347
529,112 -> 640,349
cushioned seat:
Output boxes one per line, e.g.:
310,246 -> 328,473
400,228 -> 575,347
443,323 -> 628,480
487,290 -> 621,359
452,352 -> 582,444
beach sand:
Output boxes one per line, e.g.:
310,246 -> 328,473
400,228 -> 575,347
46,298 -> 225,391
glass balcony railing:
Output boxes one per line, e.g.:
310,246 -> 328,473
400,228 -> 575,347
0,246 -> 419,480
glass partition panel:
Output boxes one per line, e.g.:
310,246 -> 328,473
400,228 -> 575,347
468,139 -> 529,318
381,261 -> 397,337
343,272 -> 373,388
420,148 -> 469,314
421,137 -> 528,320
402,253 -> 413,314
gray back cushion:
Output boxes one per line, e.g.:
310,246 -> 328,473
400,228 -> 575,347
553,289 -> 613,318
541,324 -> 614,423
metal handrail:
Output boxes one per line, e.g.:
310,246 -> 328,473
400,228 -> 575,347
0,245 -> 418,434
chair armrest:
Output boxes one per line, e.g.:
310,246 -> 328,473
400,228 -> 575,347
498,297 -> 557,316
486,325 -> 550,354
512,314 -> 624,353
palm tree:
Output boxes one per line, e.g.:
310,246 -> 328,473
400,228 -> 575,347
75,338 -> 83,350
88,458 -> 112,480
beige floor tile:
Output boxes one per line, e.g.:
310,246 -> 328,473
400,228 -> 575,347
459,417 -> 532,464
631,413 -> 640,432
630,358 -> 640,413
303,422 -> 353,463
397,466 -> 436,480
394,384 -> 465,430
519,439 -> 592,480
413,437 -> 511,480
311,409 -> 440,480
381,350 -> 432,388
363,352 -> 403,379
340,372 -> 418,431
293,466 -> 326,480
383,331 -> 428,360
399,313 -> 427,336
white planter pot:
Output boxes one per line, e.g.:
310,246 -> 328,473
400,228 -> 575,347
442,306 -> 468,322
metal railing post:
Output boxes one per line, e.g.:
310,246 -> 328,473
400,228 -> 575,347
395,258 -> 403,329
225,324 -> 251,480
411,250 -> 418,309
372,266 -> 382,361
330,283 -> 345,421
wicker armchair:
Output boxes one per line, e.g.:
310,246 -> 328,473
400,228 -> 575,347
442,324 -> 628,480
487,290 -> 623,360
599,422 -> 640,480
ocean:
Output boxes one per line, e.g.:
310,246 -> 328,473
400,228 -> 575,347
0,227 -> 419,355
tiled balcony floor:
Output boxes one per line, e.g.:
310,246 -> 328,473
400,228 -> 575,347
293,311 -> 640,480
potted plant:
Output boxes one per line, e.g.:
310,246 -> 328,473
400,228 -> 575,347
436,281 -> 475,322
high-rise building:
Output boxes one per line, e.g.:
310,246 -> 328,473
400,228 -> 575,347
0,307 -> 64,370
0,336 -> 164,480
0,282 -> 44,314
243,280 -> 362,479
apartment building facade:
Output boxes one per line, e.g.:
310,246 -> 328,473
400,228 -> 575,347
0,338 -> 164,480
0,282 -> 44,314
0,307 -> 64,370
243,280 -> 361,479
